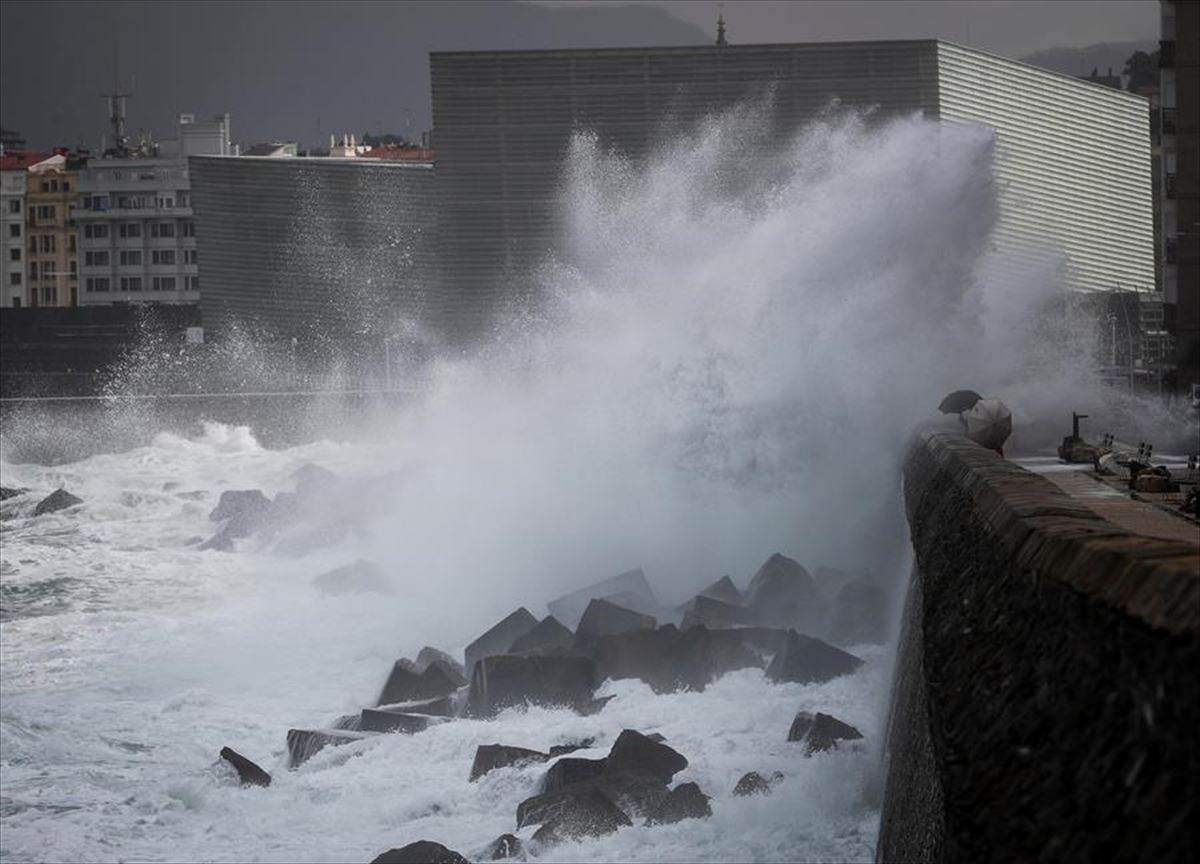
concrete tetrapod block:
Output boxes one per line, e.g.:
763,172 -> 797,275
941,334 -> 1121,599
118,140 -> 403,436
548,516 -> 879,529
463,607 -> 539,675
765,630 -> 863,685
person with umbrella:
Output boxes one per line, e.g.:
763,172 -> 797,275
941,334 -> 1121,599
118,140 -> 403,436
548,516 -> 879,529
938,389 -> 1012,457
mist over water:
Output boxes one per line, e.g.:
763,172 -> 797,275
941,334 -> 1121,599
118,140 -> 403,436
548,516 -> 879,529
2,107 -> 1191,863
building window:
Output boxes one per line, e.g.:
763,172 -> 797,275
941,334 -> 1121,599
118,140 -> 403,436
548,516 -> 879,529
40,235 -> 56,254
151,221 -> 176,238
158,196 -> 174,209
41,285 -> 56,304
11,296 -> 19,308
7,224 -> 18,238
84,223 -> 109,239
50,180 -> 59,192
8,248 -> 18,262
68,234 -> 76,252
186,275 -> 199,291
177,192 -> 189,207
84,250 -> 109,266
7,200 -> 19,214
119,276 -> 142,292
36,205 -> 56,220
41,181 -> 50,192
8,272 -> 19,285
184,249 -> 197,264
152,276 -> 177,291
119,222 -> 142,238
120,250 -> 142,265
181,221 -> 195,238
69,260 -> 77,280
63,181 -> 70,192
151,249 -> 176,265
84,276 -> 109,292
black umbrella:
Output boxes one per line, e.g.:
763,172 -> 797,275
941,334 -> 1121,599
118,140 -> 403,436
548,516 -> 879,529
938,389 -> 983,414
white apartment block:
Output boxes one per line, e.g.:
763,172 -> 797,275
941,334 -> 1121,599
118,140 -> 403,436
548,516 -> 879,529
0,166 -> 27,307
74,114 -> 231,306
2,152 -> 63,308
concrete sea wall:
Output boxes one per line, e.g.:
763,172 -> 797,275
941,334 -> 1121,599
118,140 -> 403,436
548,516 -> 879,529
878,432 -> 1198,863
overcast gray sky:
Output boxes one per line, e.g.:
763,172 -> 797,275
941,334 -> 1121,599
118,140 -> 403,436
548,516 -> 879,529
0,0 -> 1160,151
536,0 -> 1158,58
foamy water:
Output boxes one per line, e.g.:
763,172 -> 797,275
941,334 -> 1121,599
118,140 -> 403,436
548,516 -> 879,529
0,107 -> 1149,862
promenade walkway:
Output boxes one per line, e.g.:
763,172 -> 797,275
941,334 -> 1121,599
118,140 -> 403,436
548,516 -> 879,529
1016,458 -> 1199,547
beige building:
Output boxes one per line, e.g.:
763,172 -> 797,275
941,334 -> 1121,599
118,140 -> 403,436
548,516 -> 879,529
25,155 -> 80,306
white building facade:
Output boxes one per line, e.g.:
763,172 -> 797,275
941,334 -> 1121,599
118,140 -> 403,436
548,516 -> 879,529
0,165 -> 28,307
74,115 -> 231,306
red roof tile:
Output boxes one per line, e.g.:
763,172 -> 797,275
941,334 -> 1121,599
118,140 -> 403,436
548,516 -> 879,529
361,145 -> 435,161
0,151 -> 54,171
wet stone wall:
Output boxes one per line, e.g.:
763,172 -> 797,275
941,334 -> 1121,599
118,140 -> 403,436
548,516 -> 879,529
878,432 -> 1199,863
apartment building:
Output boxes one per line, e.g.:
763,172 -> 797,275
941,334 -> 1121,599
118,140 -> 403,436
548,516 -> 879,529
25,156 -> 81,307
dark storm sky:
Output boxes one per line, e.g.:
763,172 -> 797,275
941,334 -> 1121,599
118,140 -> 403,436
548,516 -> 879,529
0,0 -> 1158,151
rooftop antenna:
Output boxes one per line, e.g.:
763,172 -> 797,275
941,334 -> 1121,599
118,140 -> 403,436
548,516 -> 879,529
716,6 -> 727,47
102,55 -> 132,155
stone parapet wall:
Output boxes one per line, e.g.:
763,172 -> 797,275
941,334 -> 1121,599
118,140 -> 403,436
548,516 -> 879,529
878,432 -> 1198,863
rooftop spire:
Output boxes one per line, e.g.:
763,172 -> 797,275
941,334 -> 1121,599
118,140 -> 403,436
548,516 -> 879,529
716,13 -> 727,47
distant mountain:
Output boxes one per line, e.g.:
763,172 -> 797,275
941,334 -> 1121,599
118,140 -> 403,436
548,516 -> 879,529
1019,40 -> 1157,83
0,0 -> 710,151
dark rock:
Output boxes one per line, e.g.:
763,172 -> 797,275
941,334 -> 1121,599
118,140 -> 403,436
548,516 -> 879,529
744,553 -> 824,631
787,711 -> 864,754
576,598 -> 657,639
520,770 -> 669,829
589,623 -> 760,694
376,695 -> 456,717
547,738 -> 596,757
369,841 -> 467,864
521,785 -> 632,836
829,580 -> 890,645
0,486 -> 29,500
209,489 -> 270,522
541,756 -> 608,793
578,694 -> 615,716
606,729 -> 687,783
672,624 -> 763,691
509,615 -> 574,655
313,559 -> 393,596
416,647 -> 466,683
33,489 -> 83,516
484,834 -> 522,860
646,781 -> 711,824
467,654 -> 597,718
699,574 -> 743,605
590,626 -> 680,693
598,589 -> 661,619
765,630 -> 863,685
470,744 -> 548,781
721,626 -> 791,659
464,607 -> 539,675
219,746 -> 271,787
332,713 -> 363,731
681,594 -> 757,628
732,771 -> 772,796
286,728 -> 370,768
359,709 -> 439,734
548,568 -> 657,629
378,660 -> 460,706
198,528 -> 236,551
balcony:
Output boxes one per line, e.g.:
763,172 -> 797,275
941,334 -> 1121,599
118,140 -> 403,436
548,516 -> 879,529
1160,40 -> 1175,68
1161,107 -> 1177,135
